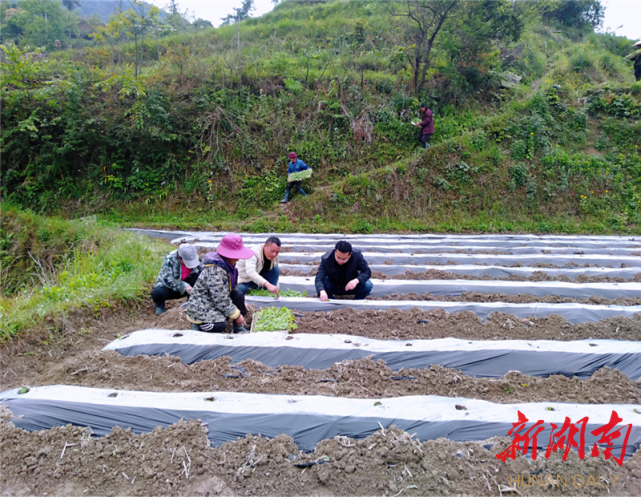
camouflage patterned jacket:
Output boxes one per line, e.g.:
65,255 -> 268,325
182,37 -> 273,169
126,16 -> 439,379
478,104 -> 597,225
187,263 -> 241,324
154,250 -> 203,294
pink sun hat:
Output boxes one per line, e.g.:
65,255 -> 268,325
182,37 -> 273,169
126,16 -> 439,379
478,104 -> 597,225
216,233 -> 255,259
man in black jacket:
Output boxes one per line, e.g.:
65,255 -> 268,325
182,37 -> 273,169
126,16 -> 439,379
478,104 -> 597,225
315,241 -> 373,301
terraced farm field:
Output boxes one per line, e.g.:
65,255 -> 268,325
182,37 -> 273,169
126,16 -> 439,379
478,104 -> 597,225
1,232 -> 640,496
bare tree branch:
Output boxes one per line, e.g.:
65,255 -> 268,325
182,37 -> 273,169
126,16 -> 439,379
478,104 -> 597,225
392,0 -> 460,94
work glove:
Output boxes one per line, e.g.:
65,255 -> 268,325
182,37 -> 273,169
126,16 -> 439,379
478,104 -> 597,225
200,322 -> 214,332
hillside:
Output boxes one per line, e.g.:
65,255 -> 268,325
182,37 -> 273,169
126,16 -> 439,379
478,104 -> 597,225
76,0 -> 164,22
1,0 -> 640,234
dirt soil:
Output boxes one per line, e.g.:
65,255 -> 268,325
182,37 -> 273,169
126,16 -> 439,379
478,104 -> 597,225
280,267 -> 641,283
2,414 -> 640,497
2,300 -> 641,495
370,292 -> 641,306
295,307 -> 641,341
2,298 -> 639,394
280,258 -> 629,269
6,352 -> 639,405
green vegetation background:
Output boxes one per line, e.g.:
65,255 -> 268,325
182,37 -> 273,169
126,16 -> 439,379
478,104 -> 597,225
2,0 -> 639,235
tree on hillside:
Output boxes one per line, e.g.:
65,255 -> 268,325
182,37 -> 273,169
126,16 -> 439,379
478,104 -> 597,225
122,1 -> 161,76
540,0 -> 604,30
7,0 -> 78,49
391,0 -> 460,94
220,0 -> 254,26
442,0 -> 525,96
62,0 -> 81,11
90,12 -> 127,67
164,0 -> 189,32
192,18 -> 212,29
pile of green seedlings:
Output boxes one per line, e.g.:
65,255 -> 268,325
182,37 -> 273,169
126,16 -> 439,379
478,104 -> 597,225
247,289 -> 308,297
287,169 -> 313,182
252,307 -> 298,333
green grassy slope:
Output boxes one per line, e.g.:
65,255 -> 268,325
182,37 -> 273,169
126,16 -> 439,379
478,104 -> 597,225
1,0 -> 639,233
0,205 -> 168,340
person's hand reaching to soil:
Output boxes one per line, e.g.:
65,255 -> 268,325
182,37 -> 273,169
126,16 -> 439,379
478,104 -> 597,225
265,282 -> 279,296
320,290 -> 329,302
345,278 -> 359,291
235,315 -> 246,326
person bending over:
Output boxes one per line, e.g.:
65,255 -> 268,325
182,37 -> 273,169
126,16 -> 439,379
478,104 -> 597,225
237,236 -> 282,295
315,241 -> 373,302
187,234 -> 255,333
151,244 -> 203,315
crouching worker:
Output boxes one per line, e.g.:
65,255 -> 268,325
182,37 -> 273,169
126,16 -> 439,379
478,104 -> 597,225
187,234 -> 255,333
151,244 -> 203,315
315,241 -> 373,302
237,236 -> 282,295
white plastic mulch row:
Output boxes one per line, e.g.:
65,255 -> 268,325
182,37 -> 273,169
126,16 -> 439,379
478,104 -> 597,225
277,275 -> 641,299
104,329 -> 641,380
2,385 -> 639,456
282,263 -> 641,279
245,296 -> 641,324
178,240 -> 641,256
166,232 -> 641,244
128,229 -> 639,245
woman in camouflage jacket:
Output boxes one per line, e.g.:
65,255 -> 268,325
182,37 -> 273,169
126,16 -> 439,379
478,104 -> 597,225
151,244 -> 203,315
186,234 -> 254,333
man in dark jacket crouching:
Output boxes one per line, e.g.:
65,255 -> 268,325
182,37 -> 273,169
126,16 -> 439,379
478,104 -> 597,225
315,241 -> 373,301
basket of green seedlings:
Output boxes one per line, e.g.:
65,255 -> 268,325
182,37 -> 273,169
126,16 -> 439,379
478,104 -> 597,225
251,307 -> 298,333
247,289 -> 307,298
288,169 -> 312,182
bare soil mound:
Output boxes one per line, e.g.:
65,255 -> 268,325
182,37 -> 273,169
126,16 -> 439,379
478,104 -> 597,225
370,292 -> 641,306
6,353 -> 638,405
295,308 -> 641,341
1,416 -> 639,497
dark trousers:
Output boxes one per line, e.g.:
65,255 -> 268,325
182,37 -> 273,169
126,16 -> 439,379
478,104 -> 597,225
192,289 -> 247,333
322,276 -> 373,300
151,273 -> 199,307
635,64 -> 641,82
285,181 -> 305,198
231,289 -> 248,316
418,130 -> 432,149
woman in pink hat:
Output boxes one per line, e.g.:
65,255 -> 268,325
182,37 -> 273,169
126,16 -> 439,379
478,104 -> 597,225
187,234 -> 255,333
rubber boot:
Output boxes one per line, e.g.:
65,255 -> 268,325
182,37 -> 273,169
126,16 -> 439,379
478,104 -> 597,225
280,192 -> 289,203
233,322 -> 250,334
300,189 -> 307,197
155,304 -> 166,315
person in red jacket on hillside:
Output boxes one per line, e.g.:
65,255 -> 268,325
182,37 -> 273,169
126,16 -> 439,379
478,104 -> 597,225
413,103 -> 435,149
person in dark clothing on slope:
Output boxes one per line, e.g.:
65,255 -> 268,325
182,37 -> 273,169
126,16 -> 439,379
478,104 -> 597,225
281,152 -> 313,203
413,103 -> 435,149
315,241 -> 373,301
628,41 -> 641,81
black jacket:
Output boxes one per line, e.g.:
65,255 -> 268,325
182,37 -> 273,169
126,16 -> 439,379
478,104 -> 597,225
315,249 -> 372,294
